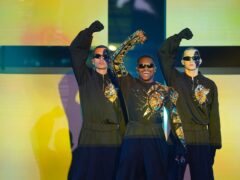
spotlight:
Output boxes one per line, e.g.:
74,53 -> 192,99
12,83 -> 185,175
108,45 -> 117,51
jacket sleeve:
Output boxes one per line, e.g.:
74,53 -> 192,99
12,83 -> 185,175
112,58 -> 134,96
168,88 -> 186,154
112,30 -> 145,89
209,82 -> 222,149
158,34 -> 182,86
69,28 -> 93,85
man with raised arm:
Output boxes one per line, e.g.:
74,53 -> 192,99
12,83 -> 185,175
68,20 -> 126,180
112,31 -> 185,180
158,28 -> 222,180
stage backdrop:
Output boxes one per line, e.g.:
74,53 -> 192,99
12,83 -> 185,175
166,0 -> 240,46
0,72 -> 76,180
0,0 -> 108,46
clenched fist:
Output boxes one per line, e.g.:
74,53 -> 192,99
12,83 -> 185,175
178,28 -> 193,40
88,20 -> 104,33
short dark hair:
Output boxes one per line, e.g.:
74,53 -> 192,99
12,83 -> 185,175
137,55 -> 154,64
93,45 -> 109,53
183,47 -> 201,57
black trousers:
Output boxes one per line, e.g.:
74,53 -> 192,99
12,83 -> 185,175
68,125 -> 122,180
116,137 -> 168,180
168,145 -> 215,180
68,146 -> 121,180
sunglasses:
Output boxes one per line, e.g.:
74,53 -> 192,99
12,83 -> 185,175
93,54 -> 109,60
138,63 -> 154,69
182,56 -> 200,61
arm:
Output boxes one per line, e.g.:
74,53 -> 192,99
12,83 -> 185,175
111,30 -> 146,92
168,88 -> 186,151
69,20 -> 104,85
158,28 -> 193,85
209,82 -> 222,149
111,30 -> 146,78
165,87 -> 186,163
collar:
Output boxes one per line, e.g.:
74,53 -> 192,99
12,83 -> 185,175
183,71 -> 202,80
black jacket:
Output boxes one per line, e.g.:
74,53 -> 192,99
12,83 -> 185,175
158,34 -> 222,149
111,31 -> 186,154
118,73 -> 184,141
69,28 -> 125,146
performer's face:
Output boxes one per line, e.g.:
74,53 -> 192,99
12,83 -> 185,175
182,49 -> 201,71
137,57 -> 155,83
92,48 -> 108,70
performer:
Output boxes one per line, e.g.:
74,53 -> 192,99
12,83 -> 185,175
68,20 -> 126,180
158,28 -> 222,180
112,31 -> 186,180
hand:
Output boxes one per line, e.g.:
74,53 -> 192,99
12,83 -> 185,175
175,155 -> 186,165
88,20 -> 104,33
178,28 -> 193,40
136,30 -> 147,43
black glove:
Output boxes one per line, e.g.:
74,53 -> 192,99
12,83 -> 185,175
178,28 -> 193,40
88,20 -> 104,34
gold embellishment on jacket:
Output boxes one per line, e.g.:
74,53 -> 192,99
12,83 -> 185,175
144,84 -> 166,117
134,83 -> 186,148
169,87 -> 178,106
176,126 -> 185,147
171,106 -> 186,148
194,84 -> 210,105
111,30 -> 147,77
143,90 -> 164,117
172,108 -> 181,123
167,87 -> 186,148
104,83 -> 117,103
134,83 -> 167,119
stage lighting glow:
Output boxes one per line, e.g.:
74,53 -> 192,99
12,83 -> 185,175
0,0 -> 108,46
108,44 -> 117,51
166,0 -> 240,46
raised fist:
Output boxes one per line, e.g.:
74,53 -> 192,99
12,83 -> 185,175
178,28 -> 193,40
135,30 -> 147,44
88,20 -> 104,33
